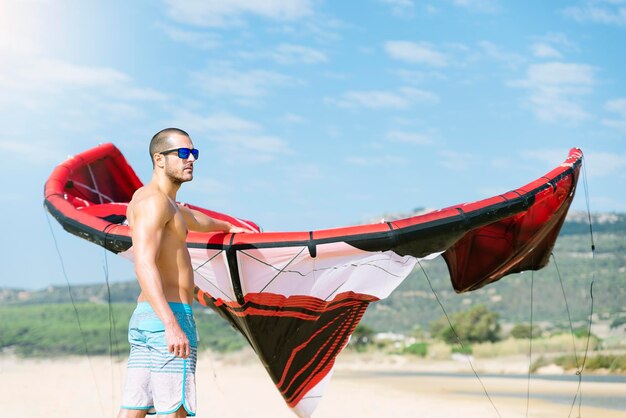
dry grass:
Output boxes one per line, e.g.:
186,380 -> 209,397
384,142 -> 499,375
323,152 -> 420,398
472,335 -> 599,358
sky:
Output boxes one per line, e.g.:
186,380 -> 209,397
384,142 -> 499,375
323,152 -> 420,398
1,0 -> 625,289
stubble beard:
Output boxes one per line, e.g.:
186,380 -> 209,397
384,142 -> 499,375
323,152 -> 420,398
165,163 -> 193,186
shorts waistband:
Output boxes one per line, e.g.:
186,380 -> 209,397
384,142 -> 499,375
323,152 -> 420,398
135,301 -> 193,315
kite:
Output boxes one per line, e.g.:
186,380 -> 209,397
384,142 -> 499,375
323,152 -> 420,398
44,143 -> 582,417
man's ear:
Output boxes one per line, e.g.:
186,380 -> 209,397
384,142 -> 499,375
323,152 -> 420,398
153,153 -> 165,168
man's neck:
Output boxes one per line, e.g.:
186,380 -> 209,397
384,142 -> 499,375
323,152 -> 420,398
152,173 -> 180,200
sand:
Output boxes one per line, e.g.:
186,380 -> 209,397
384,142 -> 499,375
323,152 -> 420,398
0,351 -> 624,417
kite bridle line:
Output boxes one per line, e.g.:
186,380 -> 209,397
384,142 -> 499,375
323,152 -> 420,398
566,153 -> 597,418
418,260 -> 503,418
552,254 -> 580,368
509,152 -> 597,418
525,269 -> 534,418
44,206 -> 107,418
419,153 -> 597,418
523,200 -> 539,418
519,154 -> 597,418
102,223 -> 124,412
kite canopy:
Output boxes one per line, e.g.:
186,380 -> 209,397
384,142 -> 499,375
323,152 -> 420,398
44,143 -> 582,417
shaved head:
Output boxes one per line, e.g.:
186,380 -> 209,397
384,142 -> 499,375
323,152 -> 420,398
149,128 -> 190,165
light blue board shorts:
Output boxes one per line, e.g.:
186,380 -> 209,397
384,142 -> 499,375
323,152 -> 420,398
120,302 -> 198,416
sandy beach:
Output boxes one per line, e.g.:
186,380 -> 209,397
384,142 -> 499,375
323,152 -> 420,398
1,351 -> 624,418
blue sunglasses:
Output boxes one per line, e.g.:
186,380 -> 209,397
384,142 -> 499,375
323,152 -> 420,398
159,147 -> 199,160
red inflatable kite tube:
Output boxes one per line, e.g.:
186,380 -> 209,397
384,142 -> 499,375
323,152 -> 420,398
442,148 -> 582,292
44,143 -> 139,253
43,143 -> 260,253
44,143 -> 582,293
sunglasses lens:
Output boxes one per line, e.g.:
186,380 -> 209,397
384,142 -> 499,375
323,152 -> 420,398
191,149 -> 199,160
177,148 -> 191,159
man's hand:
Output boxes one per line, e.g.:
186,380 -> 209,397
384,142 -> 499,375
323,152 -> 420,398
229,225 -> 258,234
165,324 -> 190,359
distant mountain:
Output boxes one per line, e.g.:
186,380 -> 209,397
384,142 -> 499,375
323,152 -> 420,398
560,211 -> 626,235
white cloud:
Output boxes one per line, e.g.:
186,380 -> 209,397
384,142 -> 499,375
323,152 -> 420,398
563,1 -> 626,26
0,54 -> 164,128
380,0 -> 414,7
512,62 -> 595,123
587,195 -> 626,212
602,98 -> 626,132
384,41 -> 448,67
452,0 -> 500,13
270,16 -> 346,45
0,3 -> 165,122
172,111 -> 292,162
521,148 -> 573,169
525,148 -> 626,179
386,130 -> 433,145
97,102 -> 145,120
392,69 -> 447,85
241,44 -> 327,65
161,26 -> 221,50
526,62 -> 595,86
281,162 -> 322,182
438,150 -> 476,171
529,90 -> 590,122
272,44 -> 327,65
282,113 -> 307,124
0,140 -> 67,165
165,0 -> 313,27
113,87 -> 168,102
216,133 -> 289,154
378,0 -> 415,16
582,151 -> 626,177
400,87 -> 440,103
180,111 -> 261,132
191,63 -> 297,102
543,33 -> 576,48
0,57 -> 129,93
605,98 -> 626,115
345,154 -> 408,166
531,43 -> 562,59
530,33 -> 577,58
328,87 -> 438,110
478,41 -> 525,68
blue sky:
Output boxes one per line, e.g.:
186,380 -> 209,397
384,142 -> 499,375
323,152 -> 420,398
1,0 -> 625,289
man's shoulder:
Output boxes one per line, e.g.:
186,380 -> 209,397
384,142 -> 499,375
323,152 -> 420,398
129,187 -> 173,216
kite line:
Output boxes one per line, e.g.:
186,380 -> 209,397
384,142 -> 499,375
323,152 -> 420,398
566,155 -> 597,418
418,260 -> 503,418
44,207 -> 107,418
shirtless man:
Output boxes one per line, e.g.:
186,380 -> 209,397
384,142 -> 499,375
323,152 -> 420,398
118,128 -> 249,417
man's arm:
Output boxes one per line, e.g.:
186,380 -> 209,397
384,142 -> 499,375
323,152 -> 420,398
130,194 -> 191,358
178,204 -> 254,233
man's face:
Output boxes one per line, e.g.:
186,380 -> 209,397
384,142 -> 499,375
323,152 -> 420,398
159,133 -> 197,184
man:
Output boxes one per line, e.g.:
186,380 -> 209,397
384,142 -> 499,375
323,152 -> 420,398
119,128 -> 251,417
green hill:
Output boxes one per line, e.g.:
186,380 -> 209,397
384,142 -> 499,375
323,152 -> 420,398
0,303 -> 245,357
